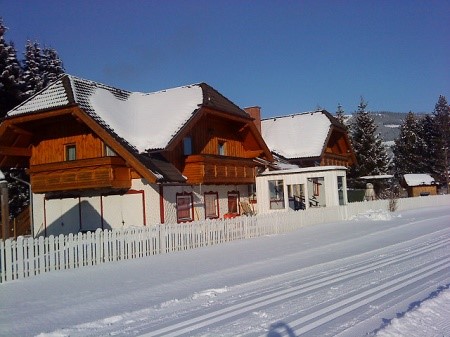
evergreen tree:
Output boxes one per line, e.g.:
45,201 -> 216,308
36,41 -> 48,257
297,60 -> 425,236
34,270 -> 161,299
420,114 -> 440,175
335,103 -> 347,129
431,95 -> 450,186
0,19 -> 23,117
22,40 -> 45,98
42,46 -> 64,86
349,97 -> 390,180
21,41 -> 65,99
392,112 -> 427,176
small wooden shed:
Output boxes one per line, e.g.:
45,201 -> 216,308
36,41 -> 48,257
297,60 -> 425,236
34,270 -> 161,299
402,174 -> 438,197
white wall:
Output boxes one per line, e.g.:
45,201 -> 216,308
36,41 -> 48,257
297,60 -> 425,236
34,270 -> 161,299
32,178 -> 161,237
32,180 -> 253,236
256,167 -> 347,214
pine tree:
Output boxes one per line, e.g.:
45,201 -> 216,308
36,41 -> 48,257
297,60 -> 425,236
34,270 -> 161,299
0,19 -> 23,117
431,95 -> 450,186
335,103 -> 347,129
21,41 -> 65,99
392,112 -> 427,176
22,40 -> 45,98
349,97 -> 390,180
420,114 -> 440,175
42,46 -> 64,86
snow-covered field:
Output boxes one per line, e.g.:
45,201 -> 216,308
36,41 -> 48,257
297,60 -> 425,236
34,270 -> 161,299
1,206 -> 449,337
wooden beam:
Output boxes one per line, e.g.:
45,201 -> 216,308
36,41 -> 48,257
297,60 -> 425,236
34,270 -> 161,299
8,125 -> 33,137
0,146 -> 31,157
4,106 -> 75,124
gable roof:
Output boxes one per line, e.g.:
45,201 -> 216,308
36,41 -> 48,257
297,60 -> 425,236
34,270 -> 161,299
403,174 -> 436,187
7,75 -> 251,153
4,75 -> 262,182
261,110 -> 344,159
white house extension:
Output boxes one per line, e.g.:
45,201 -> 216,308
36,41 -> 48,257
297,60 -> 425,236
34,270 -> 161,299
256,166 -> 348,214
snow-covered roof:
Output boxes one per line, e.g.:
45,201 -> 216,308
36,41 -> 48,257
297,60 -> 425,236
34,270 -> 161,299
403,174 -> 436,187
261,110 -> 338,159
7,75 -> 249,153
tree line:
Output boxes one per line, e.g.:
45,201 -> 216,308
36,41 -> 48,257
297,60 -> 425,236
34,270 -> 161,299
336,95 -> 450,193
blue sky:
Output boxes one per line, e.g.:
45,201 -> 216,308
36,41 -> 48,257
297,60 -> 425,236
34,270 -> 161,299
2,0 -> 449,118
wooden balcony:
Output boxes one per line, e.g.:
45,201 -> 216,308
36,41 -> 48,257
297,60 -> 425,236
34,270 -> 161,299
29,156 -> 131,194
183,155 -> 256,185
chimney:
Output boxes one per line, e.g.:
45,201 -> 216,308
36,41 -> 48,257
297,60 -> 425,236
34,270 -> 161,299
244,106 -> 261,134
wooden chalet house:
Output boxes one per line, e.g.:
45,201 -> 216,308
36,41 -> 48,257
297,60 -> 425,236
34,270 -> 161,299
260,110 -> 356,168
0,75 -> 272,237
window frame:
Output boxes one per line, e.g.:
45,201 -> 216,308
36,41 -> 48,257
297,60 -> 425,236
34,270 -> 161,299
176,192 -> 194,223
269,179 -> 285,210
65,144 -> 76,161
218,140 -> 226,156
103,143 -> 117,157
204,191 -> 219,219
183,137 -> 193,156
227,190 -> 240,215
313,178 -> 321,196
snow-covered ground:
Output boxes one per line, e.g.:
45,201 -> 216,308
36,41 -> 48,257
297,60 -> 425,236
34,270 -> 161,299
1,206 -> 449,337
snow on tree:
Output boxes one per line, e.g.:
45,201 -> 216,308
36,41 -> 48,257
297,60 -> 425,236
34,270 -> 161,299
21,41 -> 65,99
349,97 -> 390,181
42,47 -> 65,86
392,112 -> 427,176
430,95 -> 450,186
335,103 -> 347,130
22,40 -> 45,97
0,19 -> 23,117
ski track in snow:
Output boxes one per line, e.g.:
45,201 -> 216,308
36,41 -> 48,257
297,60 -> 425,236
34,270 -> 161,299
32,215 -> 450,337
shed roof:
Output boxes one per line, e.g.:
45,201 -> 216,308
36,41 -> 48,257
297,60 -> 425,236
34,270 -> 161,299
403,174 -> 436,187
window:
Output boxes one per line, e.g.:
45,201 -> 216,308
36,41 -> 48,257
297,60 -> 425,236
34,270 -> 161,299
65,144 -> 76,161
183,137 -> 192,155
218,141 -> 226,156
288,184 -> 305,210
204,191 -> 219,219
227,191 -> 240,215
104,144 -> 117,156
313,178 -> 322,196
337,176 -> 345,206
176,192 -> 194,222
248,184 -> 257,203
269,179 -> 284,210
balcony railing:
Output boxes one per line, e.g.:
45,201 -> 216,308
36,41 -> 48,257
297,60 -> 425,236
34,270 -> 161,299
184,155 -> 256,184
29,156 -> 131,194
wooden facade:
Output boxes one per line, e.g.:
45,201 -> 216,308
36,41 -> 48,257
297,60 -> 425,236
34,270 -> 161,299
0,108 -> 139,197
406,185 -> 437,197
161,110 -> 268,184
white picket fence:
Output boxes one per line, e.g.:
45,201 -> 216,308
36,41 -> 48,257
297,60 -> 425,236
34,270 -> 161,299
1,195 -> 449,283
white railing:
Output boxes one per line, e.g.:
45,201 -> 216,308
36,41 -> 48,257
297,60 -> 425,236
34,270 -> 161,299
1,195 -> 449,283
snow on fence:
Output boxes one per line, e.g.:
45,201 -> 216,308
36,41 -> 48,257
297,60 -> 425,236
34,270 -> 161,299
1,195 -> 449,283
